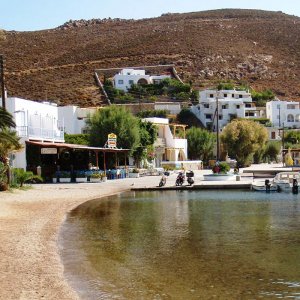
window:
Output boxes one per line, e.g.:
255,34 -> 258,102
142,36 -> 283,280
204,103 -> 209,108
271,132 -> 276,139
236,105 -> 240,109
239,94 -> 243,98
219,115 -> 223,120
224,93 -> 227,98
287,104 -> 296,109
245,103 -> 251,108
118,80 -> 124,84
129,80 -> 134,85
205,114 -> 212,120
232,94 -> 235,98
287,114 -> 295,122
222,105 -> 228,109
209,94 -> 214,98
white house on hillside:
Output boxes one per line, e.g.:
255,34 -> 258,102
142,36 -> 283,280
113,68 -> 171,92
266,100 -> 300,128
191,89 -> 264,130
1,97 -> 64,169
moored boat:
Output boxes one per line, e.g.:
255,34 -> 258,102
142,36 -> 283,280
203,173 -> 236,181
251,181 -> 278,192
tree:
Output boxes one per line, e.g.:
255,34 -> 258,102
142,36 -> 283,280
263,141 -> 280,163
0,107 -> 18,145
132,120 -> 158,167
87,105 -> 140,152
186,127 -> 215,163
0,109 -> 22,189
64,133 -> 89,145
283,130 -> 300,148
221,119 -> 268,167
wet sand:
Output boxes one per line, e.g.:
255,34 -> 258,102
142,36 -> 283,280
0,176 -> 161,300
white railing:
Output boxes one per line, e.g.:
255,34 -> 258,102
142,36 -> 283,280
16,126 -> 64,141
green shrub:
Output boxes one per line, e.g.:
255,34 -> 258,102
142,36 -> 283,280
13,169 -> 43,187
218,162 -> 230,174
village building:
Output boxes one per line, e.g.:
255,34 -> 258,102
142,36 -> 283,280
113,68 -> 171,92
191,89 -> 265,130
266,100 -> 300,128
142,117 -> 201,170
3,97 -> 64,170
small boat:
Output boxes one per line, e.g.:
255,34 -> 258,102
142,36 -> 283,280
251,172 -> 300,193
251,181 -> 278,192
273,172 -> 300,193
203,173 -> 236,181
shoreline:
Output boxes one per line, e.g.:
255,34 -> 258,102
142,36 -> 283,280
0,177 -> 154,300
0,164 -> 287,299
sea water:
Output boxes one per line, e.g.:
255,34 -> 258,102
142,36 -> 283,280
59,190 -> 300,299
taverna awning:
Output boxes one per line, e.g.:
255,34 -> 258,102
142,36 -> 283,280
26,141 -> 130,171
26,141 -> 130,153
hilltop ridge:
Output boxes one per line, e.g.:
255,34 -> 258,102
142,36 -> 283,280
0,9 -> 300,106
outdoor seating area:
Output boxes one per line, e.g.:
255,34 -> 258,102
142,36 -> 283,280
52,168 -> 128,183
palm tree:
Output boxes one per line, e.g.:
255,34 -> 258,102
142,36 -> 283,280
0,107 -> 15,128
0,108 -> 22,189
0,107 -> 18,145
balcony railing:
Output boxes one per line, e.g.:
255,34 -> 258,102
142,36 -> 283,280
16,126 -> 64,141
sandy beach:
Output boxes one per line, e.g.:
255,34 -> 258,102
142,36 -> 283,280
0,165 -> 283,299
0,175 -> 163,300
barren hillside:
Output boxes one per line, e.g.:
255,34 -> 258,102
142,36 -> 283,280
0,9 -> 300,106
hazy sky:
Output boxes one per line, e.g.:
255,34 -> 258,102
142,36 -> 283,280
1,0 -> 300,31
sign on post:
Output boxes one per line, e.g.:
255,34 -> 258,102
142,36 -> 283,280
41,148 -> 57,154
107,133 -> 117,149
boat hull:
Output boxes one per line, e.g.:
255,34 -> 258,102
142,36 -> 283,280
251,183 -> 278,192
203,174 -> 236,181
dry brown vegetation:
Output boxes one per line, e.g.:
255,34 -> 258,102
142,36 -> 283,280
1,9 -> 300,107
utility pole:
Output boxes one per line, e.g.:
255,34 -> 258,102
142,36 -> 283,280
216,92 -> 220,161
282,122 -> 285,166
278,104 -> 281,127
0,55 -> 5,109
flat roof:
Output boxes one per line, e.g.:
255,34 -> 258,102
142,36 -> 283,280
26,141 -> 130,153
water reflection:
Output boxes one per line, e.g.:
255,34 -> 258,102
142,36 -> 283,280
61,190 -> 300,299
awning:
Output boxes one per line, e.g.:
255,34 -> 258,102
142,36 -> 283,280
26,140 -> 130,153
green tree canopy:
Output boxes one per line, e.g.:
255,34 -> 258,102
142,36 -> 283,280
87,105 -> 140,153
132,120 -> 158,166
221,119 -> 268,167
186,127 -> 215,163
64,133 -> 89,145
283,130 -> 300,148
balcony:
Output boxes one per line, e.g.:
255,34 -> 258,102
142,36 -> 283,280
16,126 -> 64,142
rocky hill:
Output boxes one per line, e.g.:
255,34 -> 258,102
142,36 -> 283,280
0,9 -> 300,107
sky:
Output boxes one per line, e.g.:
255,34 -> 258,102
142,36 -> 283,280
1,0 -> 300,31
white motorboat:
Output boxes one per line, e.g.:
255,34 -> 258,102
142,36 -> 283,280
203,173 -> 236,181
273,171 -> 300,192
251,181 -> 278,192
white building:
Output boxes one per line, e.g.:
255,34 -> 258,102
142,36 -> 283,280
113,68 -> 171,92
58,105 -> 97,134
266,100 -> 300,128
143,117 -> 188,167
191,89 -> 263,130
1,97 -> 64,169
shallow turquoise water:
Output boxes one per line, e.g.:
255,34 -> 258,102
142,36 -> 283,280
60,190 -> 300,299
